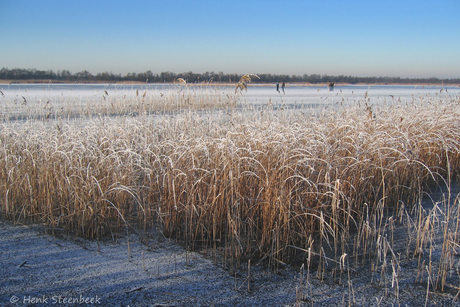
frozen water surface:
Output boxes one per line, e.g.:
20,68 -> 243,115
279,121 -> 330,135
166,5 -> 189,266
2,83 -> 458,104
242,84 -> 460,106
0,83 -> 459,122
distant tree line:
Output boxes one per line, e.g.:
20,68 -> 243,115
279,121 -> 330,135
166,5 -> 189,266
1,67 -> 459,85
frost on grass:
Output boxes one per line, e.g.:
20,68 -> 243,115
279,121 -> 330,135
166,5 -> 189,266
1,86 -> 460,305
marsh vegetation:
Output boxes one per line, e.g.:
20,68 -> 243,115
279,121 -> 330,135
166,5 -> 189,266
1,81 -> 460,305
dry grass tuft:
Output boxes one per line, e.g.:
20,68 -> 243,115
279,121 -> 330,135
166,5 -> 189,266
176,78 -> 187,85
235,74 -> 260,93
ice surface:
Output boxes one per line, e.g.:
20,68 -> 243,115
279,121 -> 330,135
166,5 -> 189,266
0,83 -> 458,121
1,83 -> 457,104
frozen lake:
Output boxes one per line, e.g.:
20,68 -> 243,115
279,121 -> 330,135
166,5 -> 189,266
242,84 -> 460,106
0,83 -> 459,121
1,83 -> 458,101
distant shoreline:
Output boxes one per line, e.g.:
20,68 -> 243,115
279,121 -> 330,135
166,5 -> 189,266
1,79 -> 459,87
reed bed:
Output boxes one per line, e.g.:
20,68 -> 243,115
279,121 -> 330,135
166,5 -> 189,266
1,88 -> 460,298
0,83 -> 236,121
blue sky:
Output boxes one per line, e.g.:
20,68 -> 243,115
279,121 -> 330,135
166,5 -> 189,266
1,0 -> 459,78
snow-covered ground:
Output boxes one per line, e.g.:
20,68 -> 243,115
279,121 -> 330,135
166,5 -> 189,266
1,195 -> 459,307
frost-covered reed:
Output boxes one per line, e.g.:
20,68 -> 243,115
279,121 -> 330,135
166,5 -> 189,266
1,88 -> 459,295
0,83 -> 236,121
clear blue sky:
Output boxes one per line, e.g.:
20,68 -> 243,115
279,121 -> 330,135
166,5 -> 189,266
1,0 -> 459,78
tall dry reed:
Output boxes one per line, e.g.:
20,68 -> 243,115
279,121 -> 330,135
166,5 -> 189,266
1,89 -> 460,295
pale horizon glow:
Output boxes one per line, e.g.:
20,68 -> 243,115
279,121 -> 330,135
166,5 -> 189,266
1,0 -> 459,79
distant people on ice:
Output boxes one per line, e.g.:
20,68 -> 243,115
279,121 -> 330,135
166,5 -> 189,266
276,82 -> 285,93
328,82 -> 334,91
